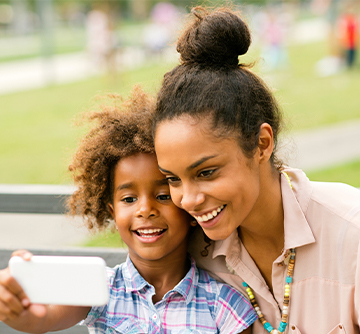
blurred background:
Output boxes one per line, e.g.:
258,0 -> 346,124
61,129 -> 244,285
0,0 -> 359,247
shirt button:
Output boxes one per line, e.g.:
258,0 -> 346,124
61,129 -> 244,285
277,262 -> 284,267
291,325 -> 296,330
152,314 -> 158,320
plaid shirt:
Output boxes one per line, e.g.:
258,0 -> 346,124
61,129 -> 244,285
83,255 -> 257,334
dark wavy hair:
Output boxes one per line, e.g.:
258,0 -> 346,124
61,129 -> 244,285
154,6 -> 283,168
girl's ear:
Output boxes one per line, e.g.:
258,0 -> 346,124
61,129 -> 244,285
108,203 -> 115,219
257,123 -> 274,163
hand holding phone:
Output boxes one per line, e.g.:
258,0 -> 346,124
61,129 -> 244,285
9,255 -> 109,306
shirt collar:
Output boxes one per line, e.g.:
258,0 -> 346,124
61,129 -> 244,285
163,256 -> 198,304
122,255 -> 150,293
122,255 -> 199,304
281,168 -> 315,250
211,168 -> 315,260
212,230 -> 240,259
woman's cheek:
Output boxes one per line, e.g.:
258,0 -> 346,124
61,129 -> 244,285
169,186 -> 182,208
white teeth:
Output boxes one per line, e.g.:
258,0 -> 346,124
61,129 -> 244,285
137,229 -> 163,234
194,205 -> 225,223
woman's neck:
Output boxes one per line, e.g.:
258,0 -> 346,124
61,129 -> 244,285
240,167 -> 284,246
238,168 -> 284,291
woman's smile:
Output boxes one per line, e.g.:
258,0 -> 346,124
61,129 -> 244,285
155,116 -> 263,241
192,205 -> 225,223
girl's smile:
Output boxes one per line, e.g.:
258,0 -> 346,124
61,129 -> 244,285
108,153 -> 193,264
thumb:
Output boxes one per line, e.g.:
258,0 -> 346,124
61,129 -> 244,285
27,304 -> 47,318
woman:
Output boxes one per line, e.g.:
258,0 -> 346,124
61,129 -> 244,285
153,6 -> 360,334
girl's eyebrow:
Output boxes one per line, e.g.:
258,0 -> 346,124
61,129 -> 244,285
155,178 -> 169,186
116,182 -> 133,192
158,155 -> 217,174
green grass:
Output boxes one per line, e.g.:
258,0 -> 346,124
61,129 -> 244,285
306,159 -> 360,188
83,230 -> 128,248
264,40 -> 360,131
1,37 -> 360,185
0,62 -> 176,184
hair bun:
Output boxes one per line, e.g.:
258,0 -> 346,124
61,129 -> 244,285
177,7 -> 251,68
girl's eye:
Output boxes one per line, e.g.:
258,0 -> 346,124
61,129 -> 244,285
166,176 -> 180,184
121,197 -> 137,203
157,194 -> 171,201
199,169 -> 215,178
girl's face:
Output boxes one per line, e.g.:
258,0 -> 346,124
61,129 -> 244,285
154,116 -> 263,241
108,153 -> 193,265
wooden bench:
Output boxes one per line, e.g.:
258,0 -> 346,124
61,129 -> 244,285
0,184 -> 128,334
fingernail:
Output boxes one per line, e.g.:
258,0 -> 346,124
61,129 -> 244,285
24,253 -> 32,261
22,299 -> 30,307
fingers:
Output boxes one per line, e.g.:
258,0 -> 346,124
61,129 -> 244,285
0,269 -> 26,321
0,251 -> 46,323
28,304 -> 47,318
11,250 -> 33,261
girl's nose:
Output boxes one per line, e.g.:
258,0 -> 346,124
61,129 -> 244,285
135,197 -> 158,218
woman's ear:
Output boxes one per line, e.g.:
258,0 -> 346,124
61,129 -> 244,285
257,123 -> 274,163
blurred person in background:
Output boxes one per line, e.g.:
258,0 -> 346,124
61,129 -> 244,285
86,2 -> 116,74
143,2 -> 181,58
337,1 -> 359,68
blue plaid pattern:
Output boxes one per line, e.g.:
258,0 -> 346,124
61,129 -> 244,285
83,255 -> 257,333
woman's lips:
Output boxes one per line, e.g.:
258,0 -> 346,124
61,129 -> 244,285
193,205 -> 225,223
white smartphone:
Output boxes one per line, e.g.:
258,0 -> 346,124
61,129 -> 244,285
9,255 -> 109,306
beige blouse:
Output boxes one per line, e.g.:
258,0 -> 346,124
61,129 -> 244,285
189,167 -> 360,334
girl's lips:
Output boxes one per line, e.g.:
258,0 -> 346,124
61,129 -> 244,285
133,228 -> 166,243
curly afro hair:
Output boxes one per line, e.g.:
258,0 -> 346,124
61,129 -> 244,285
67,86 -> 155,231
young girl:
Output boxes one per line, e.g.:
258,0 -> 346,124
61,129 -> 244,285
153,6 -> 360,334
0,86 -> 257,334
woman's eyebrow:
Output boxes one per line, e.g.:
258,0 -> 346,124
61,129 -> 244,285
187,155 -> 216,171
158,155 -> 217,174
158,166 -> 172,174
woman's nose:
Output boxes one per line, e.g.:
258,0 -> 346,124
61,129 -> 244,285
180,184 -> 205,212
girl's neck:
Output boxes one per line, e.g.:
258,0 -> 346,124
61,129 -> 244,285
130,251 -> 190,303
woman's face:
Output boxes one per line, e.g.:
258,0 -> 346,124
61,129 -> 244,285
154,116 -> 263,241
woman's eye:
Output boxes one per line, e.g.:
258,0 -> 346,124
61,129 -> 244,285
199,169 -> 215,178
166,176 -> 180,184
121,197 -> 137,203
157,194 -> 171,201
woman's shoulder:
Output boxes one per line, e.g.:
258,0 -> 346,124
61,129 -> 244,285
284,166 -> 360,226
310,180 -> 360,225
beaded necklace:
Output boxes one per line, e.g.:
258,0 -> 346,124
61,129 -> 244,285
242,172 -> 296,334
